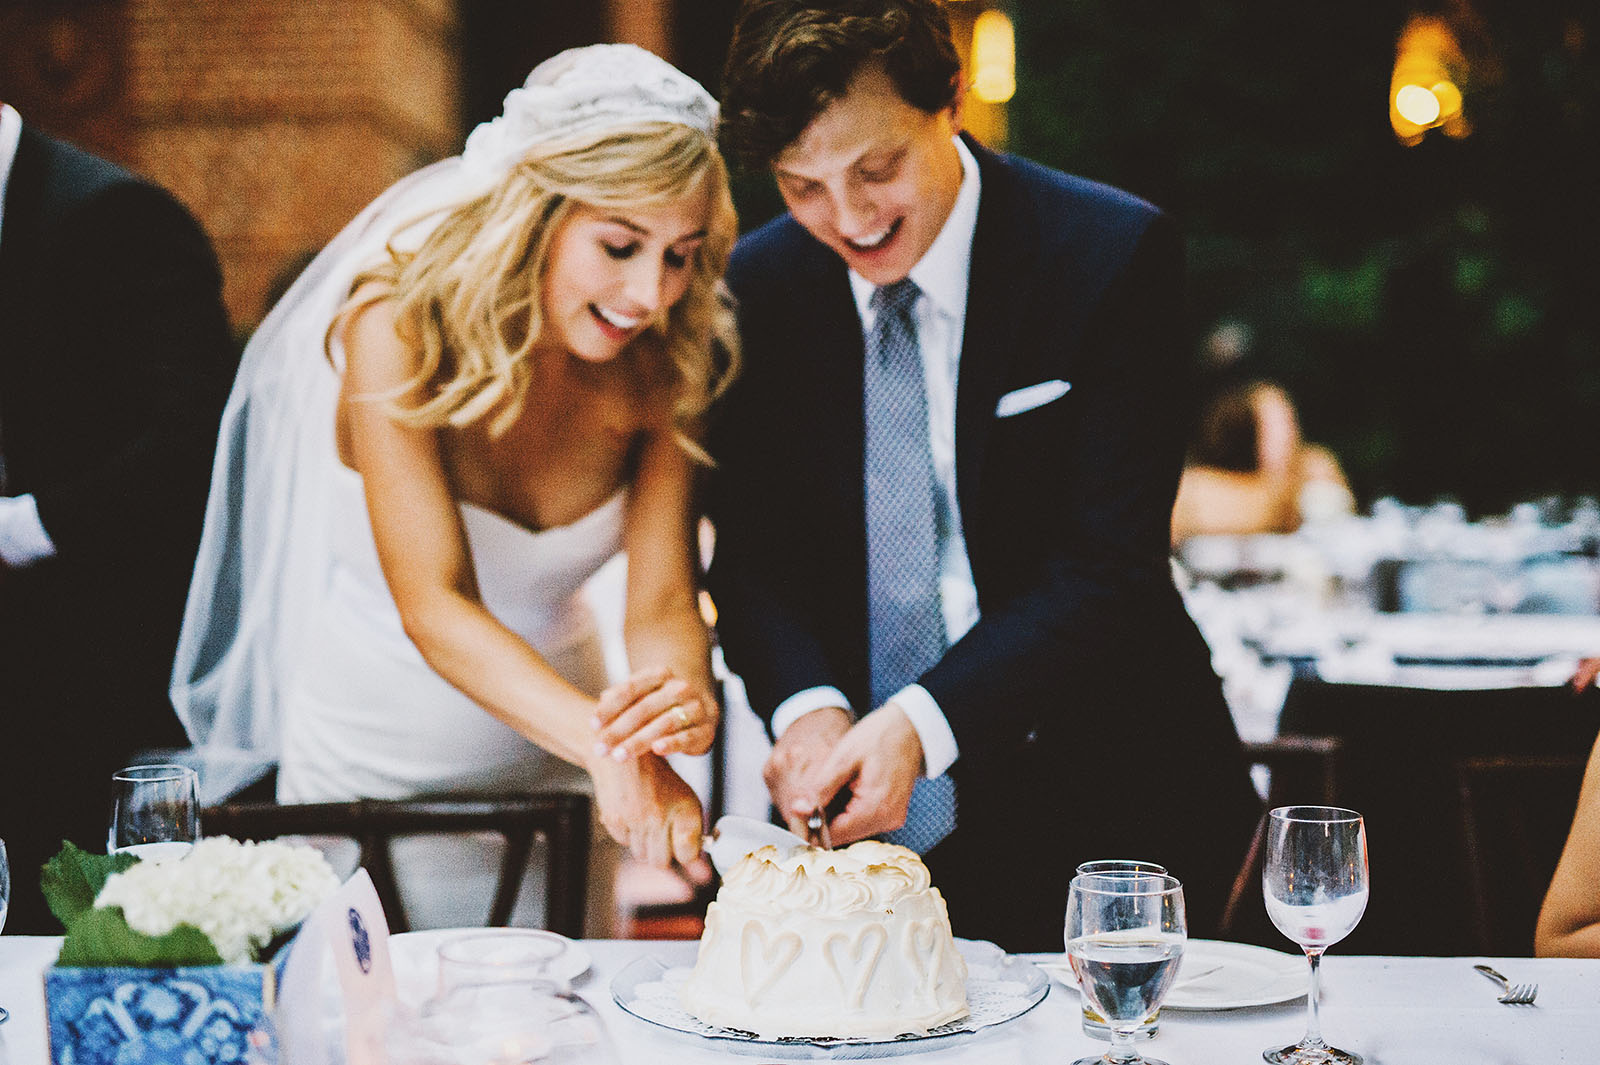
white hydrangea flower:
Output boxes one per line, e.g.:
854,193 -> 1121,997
95,836 -> 340,964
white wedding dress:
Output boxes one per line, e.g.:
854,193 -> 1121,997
172,42 -> 724,937
274,461 -> 626,932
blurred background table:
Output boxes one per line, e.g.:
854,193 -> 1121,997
1181,503 -> 1600,957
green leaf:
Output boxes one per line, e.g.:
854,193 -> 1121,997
57,907 -> 224,968
40,842 -> 138,931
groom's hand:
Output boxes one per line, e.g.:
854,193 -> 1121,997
764,706 -> 852,837
798,704 -> 924,847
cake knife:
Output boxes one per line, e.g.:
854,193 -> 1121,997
806,806 -> 833,850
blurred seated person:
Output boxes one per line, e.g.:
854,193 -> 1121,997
1171,380 -> 1354,546
1535,658 -> 1600,957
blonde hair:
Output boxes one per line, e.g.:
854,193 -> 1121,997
329,120 -> 739,462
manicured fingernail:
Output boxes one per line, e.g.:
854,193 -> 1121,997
591,715 -> 603,729
593,742 -> 610,758
611,746 -> 629,762
652,740 -> 669,754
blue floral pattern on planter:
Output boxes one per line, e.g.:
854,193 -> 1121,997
46,965 -> 274,1065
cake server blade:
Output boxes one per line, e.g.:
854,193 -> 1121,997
706,815 -> 809,877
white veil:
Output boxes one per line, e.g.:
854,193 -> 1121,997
169,45 -> 719,796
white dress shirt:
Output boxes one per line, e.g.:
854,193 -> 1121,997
769,136 -> 982,779
0,102 -> 60,568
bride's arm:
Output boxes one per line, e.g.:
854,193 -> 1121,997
592,427 -> 720,761
340,295 -> 599,767
1535,729 -> 1600,957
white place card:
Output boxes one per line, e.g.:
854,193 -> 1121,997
277,868 -> 398,1065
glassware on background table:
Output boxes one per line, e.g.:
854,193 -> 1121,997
1073,860 -> 1169,1041
1065,871 -> 1186,1065
1,838 -> 9,1024
389,931 -> 618,1064
1262,805 -> 1369,1065
108,764 -> 200,859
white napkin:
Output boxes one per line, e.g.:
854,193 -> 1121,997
705,816 -> 809,877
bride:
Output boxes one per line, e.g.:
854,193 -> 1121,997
171,45 -> 738,933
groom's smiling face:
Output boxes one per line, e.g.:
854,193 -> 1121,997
772,62 -> 964,287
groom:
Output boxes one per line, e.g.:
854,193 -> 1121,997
706,0 -> 1260,950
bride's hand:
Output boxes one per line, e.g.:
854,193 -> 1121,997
589,750 -> 704,866
592,666 -> 719,760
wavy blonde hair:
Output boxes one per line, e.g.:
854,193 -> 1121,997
329,120 -> 739,462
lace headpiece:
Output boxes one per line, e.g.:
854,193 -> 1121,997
461,43 -> 720,185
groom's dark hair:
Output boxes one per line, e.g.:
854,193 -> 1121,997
719,0 -> 962,170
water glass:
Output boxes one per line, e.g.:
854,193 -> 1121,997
390,932 -> 618,1064
1065,871 -> 1186,1065
437,930 -> 575,993
1074,860 -> 1168,1041
108,764 -> 200,859
1262,806 -> 1369,1065
1,838 -> 10,1024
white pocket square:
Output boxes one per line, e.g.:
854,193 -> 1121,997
994,379 -> 1071,417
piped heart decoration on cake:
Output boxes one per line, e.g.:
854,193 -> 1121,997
905,920 -> 944,998
824,925 -> 888,1009
739,922 -> 802,1007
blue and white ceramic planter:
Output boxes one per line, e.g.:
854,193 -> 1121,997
45,961 -> 282,1065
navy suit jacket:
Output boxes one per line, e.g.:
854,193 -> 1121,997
0,125 -> 234,930
707,138 -> 1258,949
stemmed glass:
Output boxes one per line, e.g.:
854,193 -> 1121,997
1,838 -> 10,1024
1065,871 -> 1187,1065
1073,860 -> 1169,1041
1262,806 -> 1369,1065
108,764 -> 200,860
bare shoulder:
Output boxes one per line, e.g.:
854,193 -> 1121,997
338,282 -> 418,389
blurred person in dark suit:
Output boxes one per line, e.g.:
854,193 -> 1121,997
0,100 -> 234,931
705,0 -> 1260,950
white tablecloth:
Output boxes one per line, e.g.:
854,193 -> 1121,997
5,936 -> 1600,1064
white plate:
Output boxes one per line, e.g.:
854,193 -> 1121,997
389,928 -> 593,999
611,938 -> 1049,1058
1041,939 -> 1307,1011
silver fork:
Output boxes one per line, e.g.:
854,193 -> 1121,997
1473,964 -> 1539,1005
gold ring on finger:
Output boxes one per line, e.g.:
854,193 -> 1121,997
672,704 -> 693,731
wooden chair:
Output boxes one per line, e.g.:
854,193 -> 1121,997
1455,754 -> 1587,956
202,792 -> 591,937
1218,734 -> 1344,943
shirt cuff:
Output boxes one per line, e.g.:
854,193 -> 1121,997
889,684 -> 960,778
770,686 -> 854,741
0,493 -> 57,568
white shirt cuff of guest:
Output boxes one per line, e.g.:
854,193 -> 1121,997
0,493 -> 57,567
771,686 -> 854,740
888,684 -> 960,778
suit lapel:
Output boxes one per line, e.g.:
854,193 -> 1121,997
954,140 -> 1033,554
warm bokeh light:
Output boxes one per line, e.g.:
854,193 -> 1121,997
1389,15 -> 1469,145
971,10 -> 1016,104
1395,84 -> 1442,125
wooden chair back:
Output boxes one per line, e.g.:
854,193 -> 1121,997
201,793 -> 591,936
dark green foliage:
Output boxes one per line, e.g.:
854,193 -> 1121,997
1011,0 -> 1600,512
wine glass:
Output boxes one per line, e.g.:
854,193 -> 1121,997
1073,860 -> 1169,1041
1262,805 -> 1369,1065
1065,871 -> 1186,1065
1,838 -> 10,1024
108,764 -> 200,860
